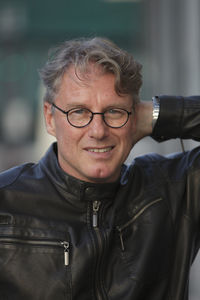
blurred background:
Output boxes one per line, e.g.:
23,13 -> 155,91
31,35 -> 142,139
0,0 -> 199,298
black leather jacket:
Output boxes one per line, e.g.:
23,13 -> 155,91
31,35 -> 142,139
0,95 -> 200,300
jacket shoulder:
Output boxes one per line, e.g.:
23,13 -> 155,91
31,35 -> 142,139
0,163 -> 34,189
134,147 -> 200,181
134,152 -> 166,166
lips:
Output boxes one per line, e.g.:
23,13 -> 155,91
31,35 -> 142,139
86,146 -> 114,153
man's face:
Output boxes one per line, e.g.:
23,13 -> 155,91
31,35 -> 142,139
44,66 -> 137,183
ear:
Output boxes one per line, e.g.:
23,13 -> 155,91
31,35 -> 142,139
43,102 -> 56,137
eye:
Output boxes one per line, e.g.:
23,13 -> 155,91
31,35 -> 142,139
68,108 -> 91,120
71,108 -> 85,115
108,108 -> 124,113
108,109 -> 117,114
106,108 -> 125,117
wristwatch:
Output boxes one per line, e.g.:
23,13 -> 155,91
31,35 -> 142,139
152,96 -> 160,128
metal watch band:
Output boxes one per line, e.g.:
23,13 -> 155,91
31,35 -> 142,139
152,96 -> 160,129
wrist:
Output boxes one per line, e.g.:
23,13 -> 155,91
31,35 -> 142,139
135,101 -> 154,139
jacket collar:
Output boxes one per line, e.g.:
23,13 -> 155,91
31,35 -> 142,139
40,143 -> 120,202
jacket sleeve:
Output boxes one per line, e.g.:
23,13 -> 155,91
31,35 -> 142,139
152,95 -> 200,142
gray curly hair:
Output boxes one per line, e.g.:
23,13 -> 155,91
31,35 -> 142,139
39,37 -> 143,104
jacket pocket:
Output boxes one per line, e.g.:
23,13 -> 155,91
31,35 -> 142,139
115,197 -> 174,284
116,198 -> 162,251
0,236 -> 70,265
0,213 -> 72,300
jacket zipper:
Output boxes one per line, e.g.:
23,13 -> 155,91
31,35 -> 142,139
0,236 -> 70,266
61,241 -> 70,266
92,200 -> 101,228
91,200 -> 105,300
116,198 -> 162,251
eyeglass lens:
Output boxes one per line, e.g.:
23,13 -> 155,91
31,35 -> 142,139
67,108 -> 130,128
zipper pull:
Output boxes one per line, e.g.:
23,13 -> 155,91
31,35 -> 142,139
92,200 -> 101,228
61,241 -> 69,266
116,226 -> 125,251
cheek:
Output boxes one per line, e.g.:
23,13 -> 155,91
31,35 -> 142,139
56,122 -> 84,150
54,118 -> 70,138
127,118 -> 137,146
121,123 -> 135,145
115,129 -> 133,160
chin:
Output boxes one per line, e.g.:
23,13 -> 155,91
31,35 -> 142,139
86,168 -> 119,183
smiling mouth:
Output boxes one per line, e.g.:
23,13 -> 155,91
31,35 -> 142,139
87,147 -> 113,153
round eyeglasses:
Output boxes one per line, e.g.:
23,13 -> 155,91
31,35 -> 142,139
52,103 -> 132,128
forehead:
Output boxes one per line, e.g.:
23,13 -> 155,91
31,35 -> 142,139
57,65 -> 114,96
55,64 -> 133,108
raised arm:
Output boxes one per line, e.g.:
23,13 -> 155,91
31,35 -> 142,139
152,95 -> 200,142
134,95 -> 200,144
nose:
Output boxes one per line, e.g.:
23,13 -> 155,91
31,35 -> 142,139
88,113 -> 109,140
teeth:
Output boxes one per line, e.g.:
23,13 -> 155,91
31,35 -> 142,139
88,147 -> 112,153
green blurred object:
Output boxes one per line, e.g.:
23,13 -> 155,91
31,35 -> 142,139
0,0 -> 143,145
0,0 -> 143,44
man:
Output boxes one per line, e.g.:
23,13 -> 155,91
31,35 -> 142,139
0,37 -> 200,300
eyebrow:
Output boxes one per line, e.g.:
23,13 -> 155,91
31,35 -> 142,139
62,97 -> 133,110
60,101 -> 85,109
64,103 -> 133,112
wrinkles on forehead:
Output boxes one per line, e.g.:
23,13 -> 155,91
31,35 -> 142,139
56,62 -> 135,105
